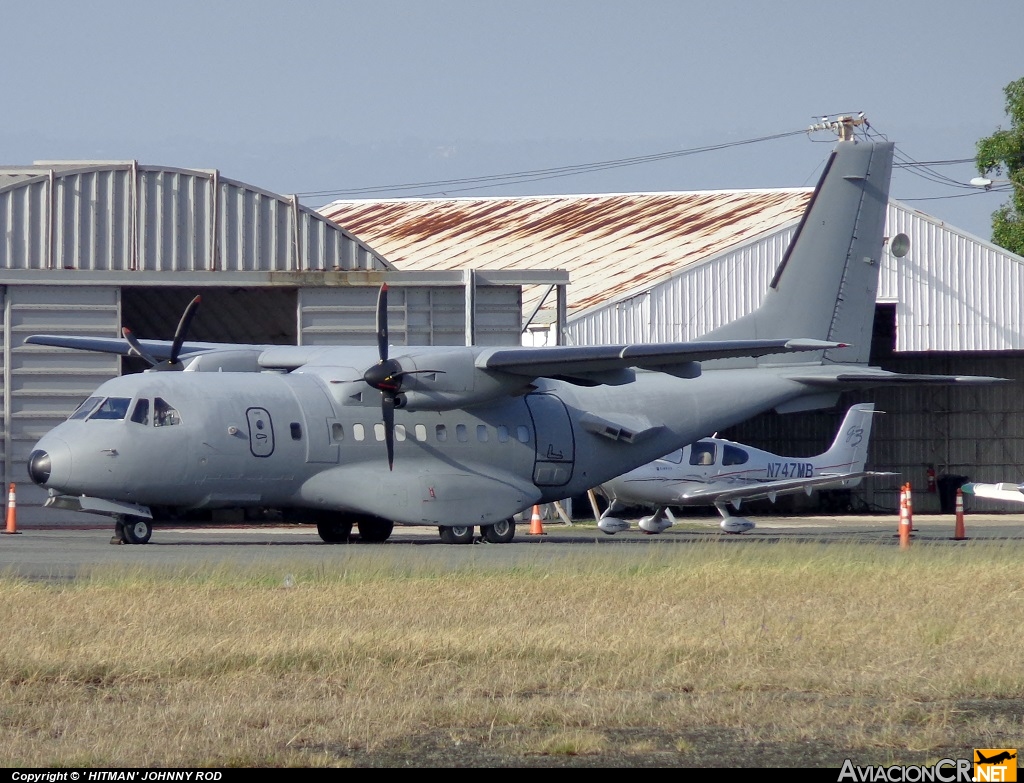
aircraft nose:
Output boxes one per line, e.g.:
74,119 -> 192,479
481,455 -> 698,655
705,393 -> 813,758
26,438 -> 72,490
28,450 -> 51,485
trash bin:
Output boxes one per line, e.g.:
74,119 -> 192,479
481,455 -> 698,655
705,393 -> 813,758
937,474 -> 969,514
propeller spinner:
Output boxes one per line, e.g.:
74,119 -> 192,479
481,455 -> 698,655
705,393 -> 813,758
360,284 -> 443,470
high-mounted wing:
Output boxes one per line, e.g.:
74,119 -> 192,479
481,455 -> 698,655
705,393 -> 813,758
480,338 -> 844,385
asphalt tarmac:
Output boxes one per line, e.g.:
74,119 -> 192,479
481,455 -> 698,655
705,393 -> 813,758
2,512 -> 1023,581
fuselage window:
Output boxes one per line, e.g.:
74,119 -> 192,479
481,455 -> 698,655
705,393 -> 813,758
154,398 -> 181,427
497,425 -> 509,443
69,396 -> 104,421
722,445 -> 749,466
436,424 -> 448,442
373,423 -> 385,442
477,425 -> 489,442
130,399 -> 150,426
395,424 -> 407,442
353,423 -> 365,442
90,397 -> 132,421
332,423 -> 344,441
516,425 -> 530,443
290,422 -> 302,440
690,442 -> 716,466
415,424 -> 427,442
456,424 -> 468,442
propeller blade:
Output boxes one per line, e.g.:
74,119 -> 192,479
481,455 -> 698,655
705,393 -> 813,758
121,328 -> 159,366
170,295 -> 202,364
375,284 -> 389,363
382,393 -> 396,470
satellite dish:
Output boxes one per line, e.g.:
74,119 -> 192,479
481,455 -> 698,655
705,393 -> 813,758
890,233 -> 910,258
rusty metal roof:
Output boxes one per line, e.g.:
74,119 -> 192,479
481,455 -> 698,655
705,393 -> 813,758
320,190 -> 813,318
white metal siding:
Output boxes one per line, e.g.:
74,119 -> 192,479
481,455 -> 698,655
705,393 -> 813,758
3,285 -> 120,504
0,163 -> 393,274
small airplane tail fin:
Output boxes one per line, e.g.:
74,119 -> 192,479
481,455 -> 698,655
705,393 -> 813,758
817,403 -> 877,475
702,140 -> 894,367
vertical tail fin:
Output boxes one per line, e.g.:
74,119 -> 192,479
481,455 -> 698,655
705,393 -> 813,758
704,140 -> 894,366
817,403 -> 877,473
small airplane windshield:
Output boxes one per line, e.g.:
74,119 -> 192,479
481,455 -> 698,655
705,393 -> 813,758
660,449 -> 684,464
154,397 -> 182,427
68,396 -> 104,421
88,397 -> 133,421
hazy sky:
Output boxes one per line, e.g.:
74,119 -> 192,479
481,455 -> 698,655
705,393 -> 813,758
4,0 -> 1023,239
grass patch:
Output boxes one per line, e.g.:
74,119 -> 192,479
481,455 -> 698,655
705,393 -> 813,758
2,542 -> 1023,766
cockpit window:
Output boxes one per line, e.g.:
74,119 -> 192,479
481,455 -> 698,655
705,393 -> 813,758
89,397 -> 132,421
130,398 -> 150,426
69,396 -> 104,421
689,442 -> 716,466
154,397 -> 182,427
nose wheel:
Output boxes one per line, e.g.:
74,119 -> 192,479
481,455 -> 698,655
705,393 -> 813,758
114,515 -> 152,545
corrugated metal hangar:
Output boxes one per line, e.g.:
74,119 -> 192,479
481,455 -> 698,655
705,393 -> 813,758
0,161 -> 566,517
322,192 -> 1024,514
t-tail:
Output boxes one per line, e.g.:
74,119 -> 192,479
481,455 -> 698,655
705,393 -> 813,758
703,139 -> 894,367
815,403 -> 877,477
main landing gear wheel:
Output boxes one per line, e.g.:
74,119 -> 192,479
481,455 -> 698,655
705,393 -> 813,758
357,518 -> 394,543
317,520 -> 353,544
481,519 -> 515,543
121,516 -> 152,545
439,525 -> 474,544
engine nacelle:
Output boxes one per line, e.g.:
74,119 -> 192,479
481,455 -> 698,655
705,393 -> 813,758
638,514 -> 672,534
597,516 -> 630,535
720,517 -> 755,534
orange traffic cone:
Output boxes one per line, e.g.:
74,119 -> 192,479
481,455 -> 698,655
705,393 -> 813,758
4,483 -> 20,535
898,486 -> 911,550
528,505 -> 546,535
953,488 -> 967,541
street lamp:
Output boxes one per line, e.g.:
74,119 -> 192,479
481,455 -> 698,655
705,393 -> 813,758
970,177 -> 1013,191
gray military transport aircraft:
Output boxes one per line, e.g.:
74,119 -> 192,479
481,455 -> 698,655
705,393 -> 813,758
24,137 -> 1000,545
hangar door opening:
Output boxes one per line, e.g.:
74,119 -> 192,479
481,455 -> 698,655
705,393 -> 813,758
120,287 -> 297,372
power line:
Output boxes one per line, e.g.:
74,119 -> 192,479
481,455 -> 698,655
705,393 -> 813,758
297,129 -> 809,201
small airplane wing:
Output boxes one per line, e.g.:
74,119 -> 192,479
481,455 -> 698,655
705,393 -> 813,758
677,470 -> 896,506
960,482 -> 1024,503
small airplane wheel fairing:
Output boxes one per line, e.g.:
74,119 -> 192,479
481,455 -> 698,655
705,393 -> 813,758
439,525 -> 474,544
121,517 -> 152,545
481,519 -> 515,543
356,518 -> 394,543
316,520 -> 353,544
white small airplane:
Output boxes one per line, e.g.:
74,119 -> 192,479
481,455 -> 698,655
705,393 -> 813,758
597,403 -> 893,534
960,481 -> 1024,503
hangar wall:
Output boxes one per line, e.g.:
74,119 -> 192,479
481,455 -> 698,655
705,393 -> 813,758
0,163 -> 554,523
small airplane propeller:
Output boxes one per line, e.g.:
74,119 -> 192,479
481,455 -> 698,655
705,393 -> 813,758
123,295 -> 202,371
360,284 -> 443,470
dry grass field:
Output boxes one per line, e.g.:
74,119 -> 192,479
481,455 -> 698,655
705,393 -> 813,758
2,540 -> 1023,767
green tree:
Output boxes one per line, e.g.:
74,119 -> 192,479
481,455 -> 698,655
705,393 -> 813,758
976,77 -> 1024,254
